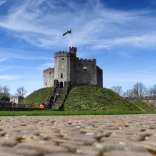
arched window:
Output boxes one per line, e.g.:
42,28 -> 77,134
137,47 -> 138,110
61,73 -> 63,78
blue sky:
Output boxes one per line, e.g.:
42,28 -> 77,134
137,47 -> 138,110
0,0 -> 156,96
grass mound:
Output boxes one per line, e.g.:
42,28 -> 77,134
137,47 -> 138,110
19,86 -> 155,114
132,100 -> 156,113
64,86 -> 140,111
20,87 -> 52,107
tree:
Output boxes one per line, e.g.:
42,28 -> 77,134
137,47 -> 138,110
132,82 -> 146,97
111,86 -> 123,95
123,89 -> 134,98
0,86 -> 10,101
2,86 -> 10,96
0,96 -> 10,102
0,86 -> 10,97
0,86 -> 2,98
147,85 -> 156,97
15,86 -> 26,97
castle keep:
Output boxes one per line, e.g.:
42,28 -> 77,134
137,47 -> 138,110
43,47 -> 103,88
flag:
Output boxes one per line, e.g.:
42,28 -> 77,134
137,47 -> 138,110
63,29 -> 72,36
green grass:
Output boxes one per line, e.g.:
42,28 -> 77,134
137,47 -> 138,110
0,100 -> 155,116
2,85 -> 154,116
20,87 -> 52,107
132,100 -> 156,113
64,86 -> 140,112
0,110 -> 154,116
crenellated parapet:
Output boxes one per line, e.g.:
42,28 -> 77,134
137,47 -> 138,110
54,47 -> 77,58
54,51 -> 70,57
44,68 -> 54,73
69,47 -> 77,56
69,47 -> 77,52
78,58 -> 96,63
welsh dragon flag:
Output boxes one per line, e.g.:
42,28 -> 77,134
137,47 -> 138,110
63,29 -> 72,36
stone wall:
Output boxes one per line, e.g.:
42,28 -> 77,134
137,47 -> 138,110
76,58 -> 97,85
54,52 -> 71,87
96,66 -> 103,87
70,53 -> 77,86
43,68 -> 54,87
10,96 -> 24,104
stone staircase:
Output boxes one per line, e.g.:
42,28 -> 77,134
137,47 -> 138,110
45,86 -> 70,110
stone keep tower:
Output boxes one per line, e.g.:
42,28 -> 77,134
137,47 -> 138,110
43,47 -> 103,88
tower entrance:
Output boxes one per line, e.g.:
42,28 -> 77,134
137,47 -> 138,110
60,81 -> 63,88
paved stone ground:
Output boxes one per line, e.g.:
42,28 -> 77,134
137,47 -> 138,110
0,114 -> 156,156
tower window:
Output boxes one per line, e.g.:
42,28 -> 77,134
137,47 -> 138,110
49,72 -> 51,74
62,58 -> 64,60
61,73 -> 63,78
83,66 -> 87,69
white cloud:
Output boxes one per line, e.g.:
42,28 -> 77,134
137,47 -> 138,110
0,0 -> 6,6
91,33 -> 156,49
0,48 -> 53,60
0,58 -> 7,62
0,75 -> 22,80
0,0 -> 156,50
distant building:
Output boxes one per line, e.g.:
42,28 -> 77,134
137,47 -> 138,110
10,96 -> 24,104
43,47 -> 103,88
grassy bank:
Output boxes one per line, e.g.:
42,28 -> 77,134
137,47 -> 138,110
0,109 -> 155,116
64,86 -> 140,111
20,86 -> 140,112
5,85 -> 155,116
20,87 -> 52,107
132,100 -> 156,113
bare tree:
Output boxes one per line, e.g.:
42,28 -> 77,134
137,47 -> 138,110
111,86 -> 123,95
123,89 -> 134,98
132,82 -> 146,97
15,86 -> 26,97
0,86 -> 10,97
2,86 -> 10,96
147,85 -> 156,97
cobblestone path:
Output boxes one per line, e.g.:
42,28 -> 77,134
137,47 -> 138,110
0,114 -> 156,156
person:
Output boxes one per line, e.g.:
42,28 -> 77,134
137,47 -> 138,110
40,103 -> 45,109
54,93 -> 59,102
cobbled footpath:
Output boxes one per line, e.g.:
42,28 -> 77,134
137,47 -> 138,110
0,114 -> 156,156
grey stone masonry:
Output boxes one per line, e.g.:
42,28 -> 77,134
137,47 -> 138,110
43,47 -> 103,88
43,68 -> 54,87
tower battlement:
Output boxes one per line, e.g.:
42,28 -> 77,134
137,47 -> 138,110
78,58 -> 96,63
54,51 -> 70,57
69,47 -> 77,55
